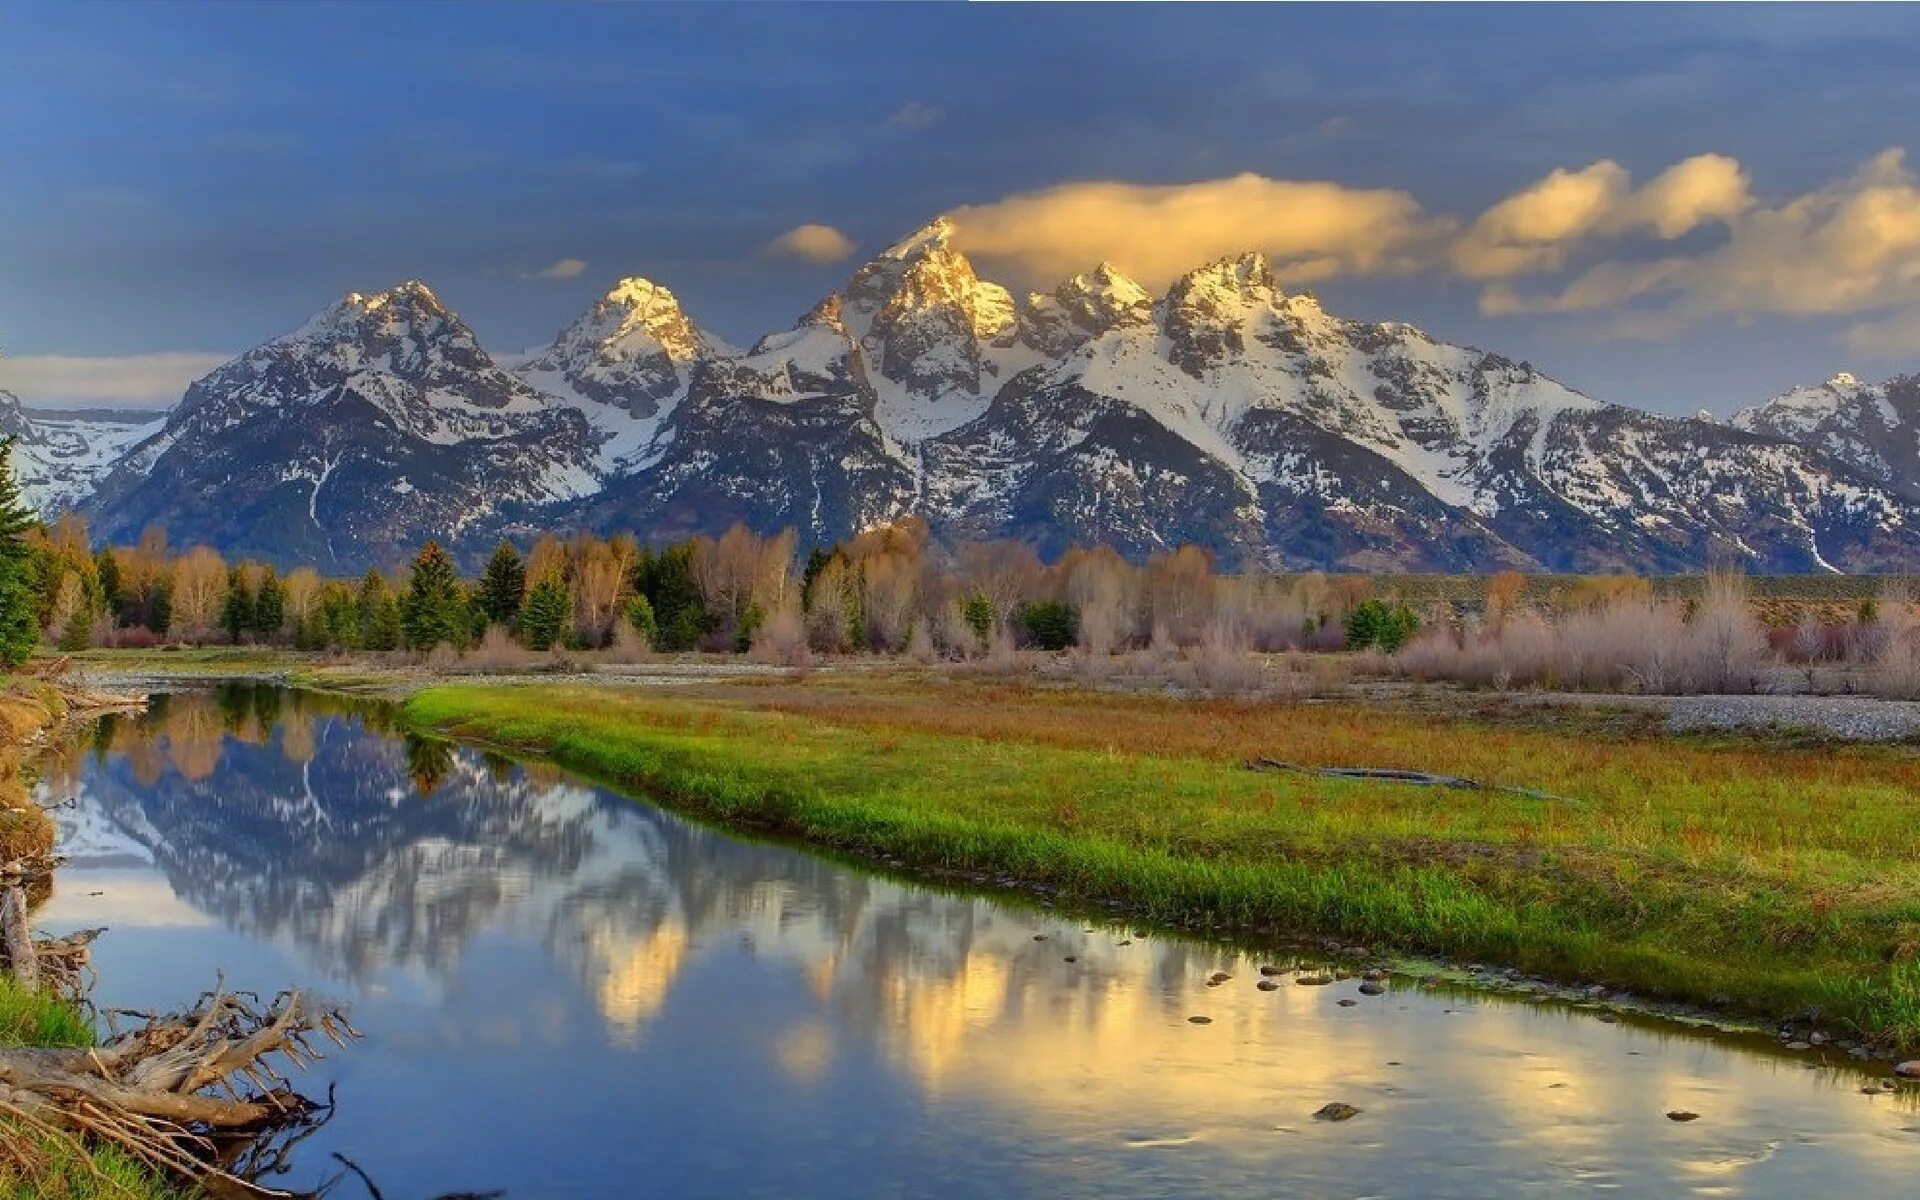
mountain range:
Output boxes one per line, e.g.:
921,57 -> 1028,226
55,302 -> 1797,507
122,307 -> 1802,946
9,217 -> 1920,572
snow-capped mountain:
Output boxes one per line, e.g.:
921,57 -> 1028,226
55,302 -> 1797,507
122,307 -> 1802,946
1732,373 -> 1920,496
82,282 -> 603,568
0,390 -> 162,515
42,217 -> 1920,571
513,277 -> 733,475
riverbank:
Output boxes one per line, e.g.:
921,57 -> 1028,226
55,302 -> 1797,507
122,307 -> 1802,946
402,676 -> 1920,1052
0,682 -> 180,1199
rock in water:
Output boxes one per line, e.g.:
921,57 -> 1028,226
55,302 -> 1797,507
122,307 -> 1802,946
1666,1110 -> 1700,1122
1896,1061 -> 1920,1079
1313,1103 -> 1361,1122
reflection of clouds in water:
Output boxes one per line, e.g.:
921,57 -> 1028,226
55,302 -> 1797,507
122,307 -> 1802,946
50,692 -> 1920,1194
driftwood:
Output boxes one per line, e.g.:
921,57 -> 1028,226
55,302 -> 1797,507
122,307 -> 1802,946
1244,757 -> 1586,805
0,977 -> 357,1195
0,888 -> 35,990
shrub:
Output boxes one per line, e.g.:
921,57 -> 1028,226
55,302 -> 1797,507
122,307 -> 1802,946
1018,600 -> 1077,651
1344,599 -> 1419,651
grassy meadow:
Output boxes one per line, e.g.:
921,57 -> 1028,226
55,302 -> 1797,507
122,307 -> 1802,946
404,674 -> 1920,1048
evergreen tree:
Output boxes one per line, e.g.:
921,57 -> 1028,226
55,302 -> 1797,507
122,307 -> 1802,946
95,548 -> 122,625
0,440 -> 42,667
624,593 -> 659,650
636,540 -> 708,651
254,565 -> 287,642
220,565 -> 257,643
356,570 -> 402,651
401,541 -> 468,651
519,574 -> 570,651
478,540 -> 526,625
311,581 -> 360,650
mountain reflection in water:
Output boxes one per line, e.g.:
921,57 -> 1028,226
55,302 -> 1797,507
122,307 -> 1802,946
28,687 -> 1920,1198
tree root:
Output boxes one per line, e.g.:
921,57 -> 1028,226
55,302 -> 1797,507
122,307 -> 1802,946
0,975 -> 358,1196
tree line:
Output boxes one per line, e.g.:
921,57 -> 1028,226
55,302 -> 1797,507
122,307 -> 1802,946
0,437 -> 1420,668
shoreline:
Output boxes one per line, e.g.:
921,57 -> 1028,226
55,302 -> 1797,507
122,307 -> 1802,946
394,678 -> 1920,1060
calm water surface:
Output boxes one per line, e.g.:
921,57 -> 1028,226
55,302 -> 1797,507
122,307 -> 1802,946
29,687 -> 1920,1197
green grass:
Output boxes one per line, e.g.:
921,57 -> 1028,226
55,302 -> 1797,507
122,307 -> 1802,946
0,982 -> 182,1198
403,680 -> 1920,1049
0,979 -> 95,1050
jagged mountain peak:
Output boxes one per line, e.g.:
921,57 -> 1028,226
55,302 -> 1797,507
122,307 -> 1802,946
1167,252 -> 1278,307
877,215 -> 958,260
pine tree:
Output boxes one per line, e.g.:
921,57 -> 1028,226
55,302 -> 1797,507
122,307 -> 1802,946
519,574 -> 571,651
0,440 -> 41,668
95,548 -> 122,625
624,593 -> 659,650
254,565 -> 287,642
478,540 -> 526,625
356,570 -> 401,651
220,565 -> 257,643
401,541 -> 467,651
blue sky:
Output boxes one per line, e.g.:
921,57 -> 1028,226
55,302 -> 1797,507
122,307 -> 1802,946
4,3 -> 1920,414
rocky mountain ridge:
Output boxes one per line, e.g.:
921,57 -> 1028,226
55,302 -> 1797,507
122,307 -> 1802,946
7,216 -> 1915,572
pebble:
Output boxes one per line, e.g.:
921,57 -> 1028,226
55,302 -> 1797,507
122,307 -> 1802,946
1896,1061 -> 1920,1079
1313,1103 -> 1362,1122
1258,965 -> 1284,976
1208,971 -> 1233,984
1257,979 -> 1280,992
1033,934 -> 1048,941
1669,694 -> 1920,742
1188,1016 -> 1212,1024
1063,956 -> 1077,964
1358,981 -> 1387,996
1666,1110 -> 1700,1122
1297,973 -> 1334,986
1336,998 -> 1358,1007
1361,968 -> 1388,982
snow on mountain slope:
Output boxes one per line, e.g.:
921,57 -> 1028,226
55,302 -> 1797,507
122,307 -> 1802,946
515,277 -> 734,474
41,215 -> 1920,573
84,282 -> 602,568
1732,373 -> 1920,495
0,390 -> 163,515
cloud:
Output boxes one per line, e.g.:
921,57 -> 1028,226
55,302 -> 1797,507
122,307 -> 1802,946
1452,153 -> 1750,278
887,102 -> 945,130
522,258 -> 588,281
1844,307 -> 1920,357
947,172 -> 1451,287
0,352 -> 228,409
762,223 -> 858,264
1482,149 -> 1920,333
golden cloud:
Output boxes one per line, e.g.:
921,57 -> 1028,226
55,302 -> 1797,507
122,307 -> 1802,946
763,223 -> 859,264
947,172 -> 1451,288
1484,150 -> 1920,334
1453,154 -> 1750,279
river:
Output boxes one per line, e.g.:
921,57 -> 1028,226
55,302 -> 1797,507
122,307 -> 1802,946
28,686 -> 1920,1197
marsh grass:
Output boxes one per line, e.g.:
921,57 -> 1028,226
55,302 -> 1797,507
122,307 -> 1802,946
406,679 -> 1920,1048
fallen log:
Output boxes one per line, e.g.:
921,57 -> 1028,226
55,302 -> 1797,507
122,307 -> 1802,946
0,978 -> 356,1195
1244,757 -> 1586,806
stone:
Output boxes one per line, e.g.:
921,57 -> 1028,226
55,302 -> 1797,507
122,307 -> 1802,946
1895,1061 -> 1920,1079
1188,1015 -> 1212,1024
1258,965 -> 1284,976
1257,979 -> 1280,992
1336,999 -> 1358,1007
1313,1102 -> 1361,1122
1297,974 -> 1334,986
1358,981 -> 1387,996
1666,1110 -> 1700,1122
